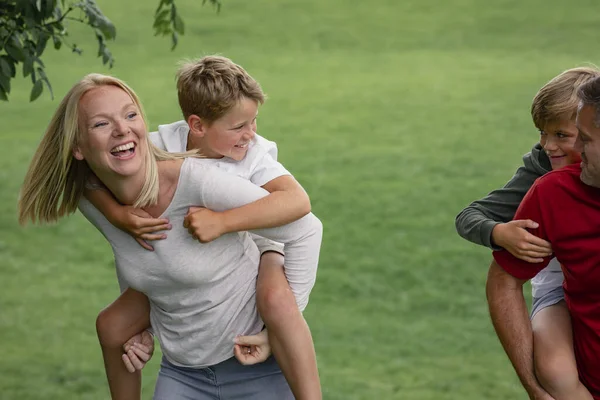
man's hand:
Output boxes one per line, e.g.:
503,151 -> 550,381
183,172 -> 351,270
233,329 -> 271,365
122,330 -> 155,373
491,220 -> 552,263
183,207 -> 228,243
113,206 -> 171,251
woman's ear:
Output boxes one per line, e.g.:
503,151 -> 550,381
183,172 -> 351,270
72,145 -> 84,161
187,115 -> 206,138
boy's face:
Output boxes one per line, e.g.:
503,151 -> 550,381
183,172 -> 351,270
575,104 -> 600,188
188,97 -> 258,161
539,119 -> 581,170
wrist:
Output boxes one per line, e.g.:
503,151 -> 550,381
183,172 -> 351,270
218,210 -> 235,235
491,223 -> 506,248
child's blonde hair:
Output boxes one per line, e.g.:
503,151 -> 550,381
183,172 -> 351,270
531,66 -> 600,130
18,73 -> 177,225
176,55 -> 265,123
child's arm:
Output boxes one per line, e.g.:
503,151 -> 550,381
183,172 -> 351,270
183,175 -> 310,243
455,143 -> 552,261
84,186 -> 171,250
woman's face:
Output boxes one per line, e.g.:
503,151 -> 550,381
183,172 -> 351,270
539,119 -> 581,170
74,85 -> 147,178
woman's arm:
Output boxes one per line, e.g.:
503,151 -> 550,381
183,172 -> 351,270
188,162 -> 323,312
455,144 -> 550,250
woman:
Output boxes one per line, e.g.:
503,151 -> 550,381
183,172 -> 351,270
18,74 -> 323,399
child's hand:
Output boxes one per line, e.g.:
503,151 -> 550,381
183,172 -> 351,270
114,207 -> 171,251
183,207 -> 227,243
491,220 -> 552,263
233,329 -> 271,365
122,329 -> 155,373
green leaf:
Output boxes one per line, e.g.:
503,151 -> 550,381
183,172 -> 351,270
173,14 -> 184,35
5,37 -> 25,62
30,80 -> 43,102
171,31 -> 178,50
36,31 -> 50,56
36,0 -> 43,11
0,57 -> 12,78
23,56 -> 34,78
0,74 -> 11,94
52,35 -> 62,50
0,86 -> 7,101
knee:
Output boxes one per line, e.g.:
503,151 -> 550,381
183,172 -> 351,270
535,354 -> 580,396
96,307 -> 127,349
256,284 -> 299,324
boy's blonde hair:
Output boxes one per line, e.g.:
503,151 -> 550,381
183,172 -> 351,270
176,55 -> 265,123
18,73 -> 178,225
531,66 -> 600,130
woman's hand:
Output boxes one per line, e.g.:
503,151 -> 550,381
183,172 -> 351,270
112,207 -> 171,251
491,220 -> 552,263
122,329 -> 155,373
233,329 -> 271,365
183,207 -> 228,243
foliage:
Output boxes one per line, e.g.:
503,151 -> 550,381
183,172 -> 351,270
0,0 -> 220,102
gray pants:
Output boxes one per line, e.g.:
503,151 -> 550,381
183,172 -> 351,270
153,355 -> 294,400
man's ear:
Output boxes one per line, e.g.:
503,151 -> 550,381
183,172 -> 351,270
72,145 -> 84,161
187,115 -> 207,138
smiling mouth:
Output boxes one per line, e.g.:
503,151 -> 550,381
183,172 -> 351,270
110,142 -> 136,158
234,142 -> 249,149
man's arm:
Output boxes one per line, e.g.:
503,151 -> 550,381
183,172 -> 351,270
486,260 -> 554,400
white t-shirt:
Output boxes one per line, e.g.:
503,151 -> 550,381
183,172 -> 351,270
150,120 -> 290,256
150,120 -> 290,186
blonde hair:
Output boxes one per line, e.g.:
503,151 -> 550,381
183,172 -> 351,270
531,66 -> 600,130
176,55 -> 265,123
18,73 -> 182,225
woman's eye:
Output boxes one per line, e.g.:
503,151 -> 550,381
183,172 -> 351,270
127,112 -> 138,119
93,121 -> 108,128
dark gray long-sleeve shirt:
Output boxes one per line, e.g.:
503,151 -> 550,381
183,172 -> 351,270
455,143 -> 550,249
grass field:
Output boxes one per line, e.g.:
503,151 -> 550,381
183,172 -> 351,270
2,0 -> 600,399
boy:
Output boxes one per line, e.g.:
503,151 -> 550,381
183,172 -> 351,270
86,55 -> 322,400
455,67 -> 600,399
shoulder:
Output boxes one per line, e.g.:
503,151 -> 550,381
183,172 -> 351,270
249,134 -> 279,160
533,164 -> 582,193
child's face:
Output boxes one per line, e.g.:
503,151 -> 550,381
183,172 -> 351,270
189,97 -> 258,161
539,119 -> 581,170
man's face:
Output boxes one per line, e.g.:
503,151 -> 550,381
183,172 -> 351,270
575,104 -> 600,187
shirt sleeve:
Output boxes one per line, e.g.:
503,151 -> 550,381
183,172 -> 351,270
249,145 -> 291,187
492,183 -> 552,280
191,163 -> 322,311
250,233 -> 285,256
455,145 -> 548,250
148,131 -> 167,151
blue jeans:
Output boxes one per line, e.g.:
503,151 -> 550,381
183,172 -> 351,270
153,355 -> 294,400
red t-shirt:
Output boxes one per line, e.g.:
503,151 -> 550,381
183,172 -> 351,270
493,163 -> 600,397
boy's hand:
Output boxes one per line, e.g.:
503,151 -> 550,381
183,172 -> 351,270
233,329 -> 271,365
491,220 -> 552,263
183,207 -> 227,243
122,329 -> 155,373
114,207 -> 171,251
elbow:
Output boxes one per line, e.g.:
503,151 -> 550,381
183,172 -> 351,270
295,191 -> 312,218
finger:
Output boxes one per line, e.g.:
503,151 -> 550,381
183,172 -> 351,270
137,224 -> 172,234
135,238 -> 154,251
122,354 -> 137,373
131,344 -> 151,363
187,207 -> 204,215
524,235 -> 552,250
520,243 -> 553,255
134,218 -> 171,228
234,334 -> 264,346
233,344 -> 249,365
126,349 -> 145,371
139,233 -> 168,241
183,217 -> 190,229
132,342 -> 151,356
516,255 -> 545,263
513,219 -> 539,229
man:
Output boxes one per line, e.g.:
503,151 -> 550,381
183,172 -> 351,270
487,75 -> 600,400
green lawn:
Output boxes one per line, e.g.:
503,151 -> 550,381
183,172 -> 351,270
2,0 -> 599,399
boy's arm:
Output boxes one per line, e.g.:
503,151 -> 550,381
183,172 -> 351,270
455,144 -> 550,250
84,186 -> 171,250
184,175 -> 311,243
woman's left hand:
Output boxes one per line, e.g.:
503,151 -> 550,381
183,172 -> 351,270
233,329 -> 271,365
